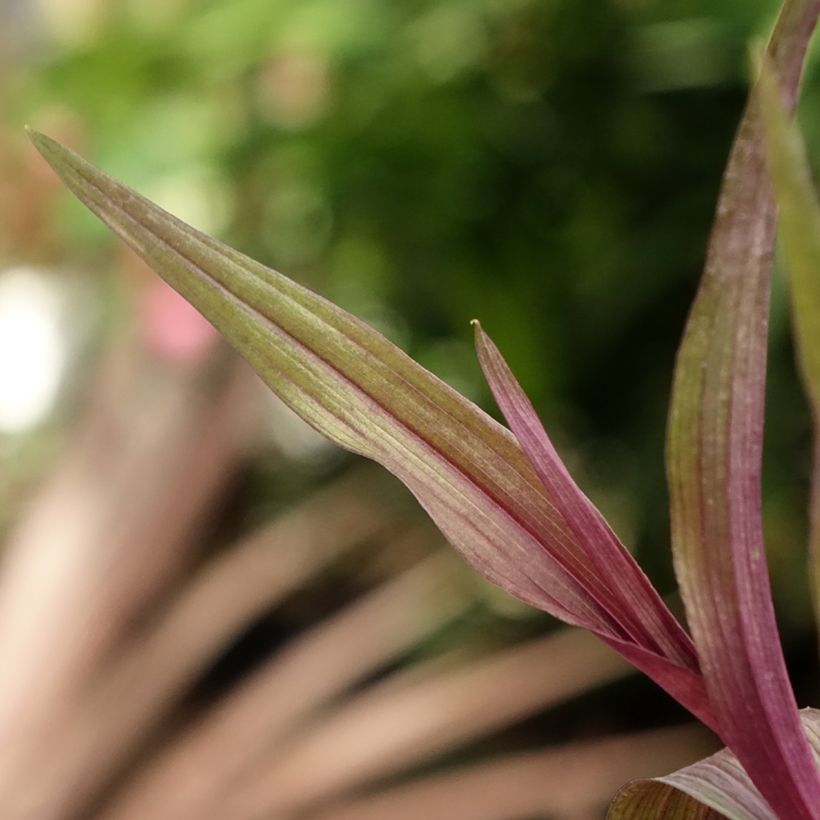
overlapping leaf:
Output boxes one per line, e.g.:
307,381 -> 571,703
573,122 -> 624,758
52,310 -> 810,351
665,0 -> 820,816
608,709 -> 820,820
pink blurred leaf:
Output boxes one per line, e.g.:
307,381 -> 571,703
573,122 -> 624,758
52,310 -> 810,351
141,279 -> 218,364
665,0 -> 820,815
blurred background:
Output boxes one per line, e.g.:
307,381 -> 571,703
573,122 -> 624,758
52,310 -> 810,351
0,0 -> 818,817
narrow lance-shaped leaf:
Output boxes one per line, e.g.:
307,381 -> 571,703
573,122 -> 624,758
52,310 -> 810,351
666,0 -> 820,815
28,130 -> 719,731
758,52 -> 820,644
608,708 -> 820,820
472,321 -> 714,727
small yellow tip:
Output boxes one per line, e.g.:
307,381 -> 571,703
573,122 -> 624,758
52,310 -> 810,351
24,125 -> 43,145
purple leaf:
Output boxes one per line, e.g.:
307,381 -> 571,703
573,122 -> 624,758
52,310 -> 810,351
474,320 -> 715,729
665,0 -> 820,815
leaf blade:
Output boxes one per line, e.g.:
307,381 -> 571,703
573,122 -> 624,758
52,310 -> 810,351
665,1 -> 820,814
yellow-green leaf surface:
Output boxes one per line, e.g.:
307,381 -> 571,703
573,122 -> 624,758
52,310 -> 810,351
28,129 -> 716,728
758,54 -> 820,635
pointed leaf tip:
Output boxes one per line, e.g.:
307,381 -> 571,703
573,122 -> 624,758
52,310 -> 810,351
27,127 -> 56,156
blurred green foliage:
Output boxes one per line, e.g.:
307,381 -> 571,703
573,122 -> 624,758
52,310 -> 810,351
4,0 -> 819,643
